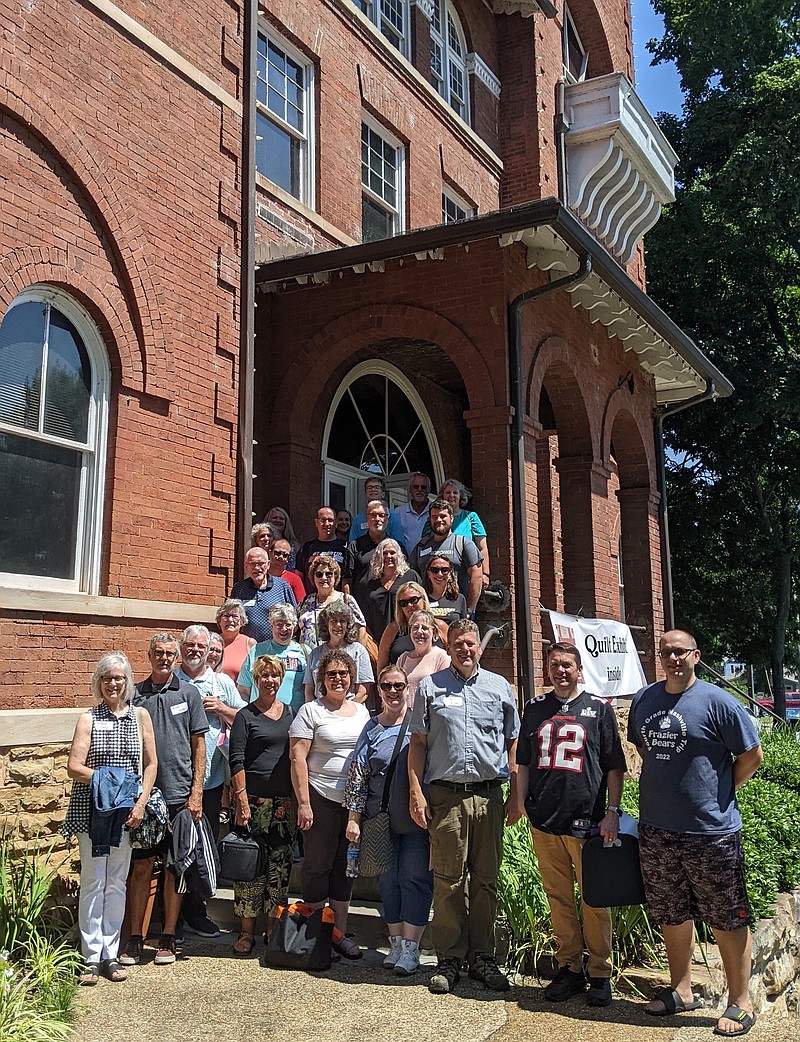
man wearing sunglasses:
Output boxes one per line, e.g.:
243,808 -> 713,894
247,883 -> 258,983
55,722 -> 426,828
294,507 -> 347,594
269,538 -> 306,601
628,630 -> 762,1035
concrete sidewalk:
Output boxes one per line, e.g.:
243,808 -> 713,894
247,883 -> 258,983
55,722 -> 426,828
72,902 -> 794,1042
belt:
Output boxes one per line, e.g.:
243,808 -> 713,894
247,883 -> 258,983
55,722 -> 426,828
431,778 -> 502,793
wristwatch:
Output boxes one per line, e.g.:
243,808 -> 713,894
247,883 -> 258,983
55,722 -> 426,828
606,805 -> 622,816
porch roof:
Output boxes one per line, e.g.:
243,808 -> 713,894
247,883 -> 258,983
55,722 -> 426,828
255,198 -> 733,406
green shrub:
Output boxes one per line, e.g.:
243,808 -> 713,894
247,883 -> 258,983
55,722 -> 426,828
756,727 -> 800,793
739,778 -> 800,921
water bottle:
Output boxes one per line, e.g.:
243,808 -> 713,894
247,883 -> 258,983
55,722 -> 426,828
346,840 -> 360,878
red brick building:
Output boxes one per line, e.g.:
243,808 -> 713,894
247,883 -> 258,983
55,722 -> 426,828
0,0 -> 729,737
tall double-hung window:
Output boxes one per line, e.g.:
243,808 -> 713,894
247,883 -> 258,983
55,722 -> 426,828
256,29 -> 314,203
430,0 -> 469,122
361,117 -> 405,242
353,0 -> 408,54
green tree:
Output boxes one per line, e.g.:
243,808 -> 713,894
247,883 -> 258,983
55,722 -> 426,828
644,0 -> 800,712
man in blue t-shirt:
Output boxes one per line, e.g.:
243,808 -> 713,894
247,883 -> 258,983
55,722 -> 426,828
628,629 -> 762,1035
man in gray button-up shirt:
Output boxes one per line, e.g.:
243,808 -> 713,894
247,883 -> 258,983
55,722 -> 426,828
408,619 -> 520,995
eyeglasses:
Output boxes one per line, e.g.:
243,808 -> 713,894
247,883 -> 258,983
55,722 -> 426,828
182,642 -> 209,651
367,513 -> 387,521
315,571 -> 334,579
317,517 -> 335,524
410,484 -> 429,491
271,549 -> 291,559
380,681 -> 407,692
428,566 -> 451,575
325,669 -> 350,679
220,611 -> 241,620
153,650 -> 177,660
101,675 -> 126,684
659,647 -> 697,660
399,596 -> 422,608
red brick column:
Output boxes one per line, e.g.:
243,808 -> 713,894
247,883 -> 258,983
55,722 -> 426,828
616,486 -> 662,680
553,457 -> 611,617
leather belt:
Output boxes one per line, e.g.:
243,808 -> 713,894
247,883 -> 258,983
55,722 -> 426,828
431,778 -> 502,793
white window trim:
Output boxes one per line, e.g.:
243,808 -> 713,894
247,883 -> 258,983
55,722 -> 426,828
442,184 -> 474,223
361,112 -> 406,238
563,5 -> 588,84
430,0 -> 471,124
256,23 -> 316,209
354,0 -> 410,57
0,285 -> 109,595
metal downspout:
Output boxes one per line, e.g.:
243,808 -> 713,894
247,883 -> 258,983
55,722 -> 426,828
236,0 -> 258,567
654,381 -> 717,629
508,254 -> 592,698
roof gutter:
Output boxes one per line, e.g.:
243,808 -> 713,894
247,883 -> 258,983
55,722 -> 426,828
655,380 -> 719,630
509,253 -> 592,698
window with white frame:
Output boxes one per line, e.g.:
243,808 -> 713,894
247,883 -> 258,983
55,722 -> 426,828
256,28 -> 314,203
0,287 -> 109,593
430,0 -> 469,122
442,186 -> 473,224
361,118 -> 405,242
353,0 -> 408,55
562,5 -> 588,83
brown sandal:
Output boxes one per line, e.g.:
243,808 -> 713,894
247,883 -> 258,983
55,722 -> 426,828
233,932 -> 255,955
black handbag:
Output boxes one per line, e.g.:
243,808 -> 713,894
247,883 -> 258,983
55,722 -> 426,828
264,904 -> 334,971
217,826 -> 264,882
357,711 -> 410,877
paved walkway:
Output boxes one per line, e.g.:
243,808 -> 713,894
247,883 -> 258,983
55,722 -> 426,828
72,926 -> 795,1042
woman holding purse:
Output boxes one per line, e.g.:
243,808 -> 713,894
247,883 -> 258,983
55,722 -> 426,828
343,665 -> 433,976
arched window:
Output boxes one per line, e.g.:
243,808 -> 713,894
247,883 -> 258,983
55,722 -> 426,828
0,287 -> 109,592
430,0 -> 469,122
322,362 -> 443,513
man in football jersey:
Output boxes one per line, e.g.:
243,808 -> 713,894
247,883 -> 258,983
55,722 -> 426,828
515,642 -> 626,1007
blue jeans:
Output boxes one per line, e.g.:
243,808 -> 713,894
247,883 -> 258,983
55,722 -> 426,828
378,829 -> 433,927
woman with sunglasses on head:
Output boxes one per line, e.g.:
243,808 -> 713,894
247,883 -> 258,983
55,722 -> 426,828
303,603 -> 374,705
363,539 -> 420,646
377,582 -> 446,672
290,650 -> 370,959
296,555 -> 367,648
344,665 -> 433,975
422,554 -> 467,643
396,609 -> 450,707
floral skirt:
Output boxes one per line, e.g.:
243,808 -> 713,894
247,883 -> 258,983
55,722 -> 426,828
233,795 -> 297,920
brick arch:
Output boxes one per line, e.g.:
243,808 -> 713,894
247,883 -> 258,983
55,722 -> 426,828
567,0 -> 615,77
525,334 -> 596,459
0,79 -> 170,395
0,247 -> 142,390
270,302 -> 495,434
605,400 -> 655,489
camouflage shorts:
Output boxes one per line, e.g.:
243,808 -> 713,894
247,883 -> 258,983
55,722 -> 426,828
638,824 -> 752,932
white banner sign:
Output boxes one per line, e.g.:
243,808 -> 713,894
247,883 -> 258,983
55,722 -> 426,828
548,611 -> 646,698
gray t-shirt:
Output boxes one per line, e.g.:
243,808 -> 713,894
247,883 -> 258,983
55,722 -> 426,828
628,678 -> 760,835
134,676 -> 208,803
410,665 -> 520,783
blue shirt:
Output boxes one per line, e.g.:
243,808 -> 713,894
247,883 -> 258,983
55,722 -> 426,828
238,640 -> 309,713
350,511 -> 404,543
229,575 -> 297,642
176,667 -> 246,790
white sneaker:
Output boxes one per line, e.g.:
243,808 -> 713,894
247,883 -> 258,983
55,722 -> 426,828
383,935 -> 403,969
393,939 -> 420,976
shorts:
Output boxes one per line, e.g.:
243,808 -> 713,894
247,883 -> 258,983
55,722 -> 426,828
130,802 -> 184,862
638,824 -> 752,932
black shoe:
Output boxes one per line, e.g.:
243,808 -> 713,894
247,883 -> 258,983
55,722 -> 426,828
118,935 -> 143,966
544,966 -> 587,1002
429,957 -> 461,994
183,915 -> 221,938
469,952 -> 511,992
587,976 -> 612,1006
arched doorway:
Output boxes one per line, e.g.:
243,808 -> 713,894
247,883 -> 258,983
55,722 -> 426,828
321,361 -> 444,514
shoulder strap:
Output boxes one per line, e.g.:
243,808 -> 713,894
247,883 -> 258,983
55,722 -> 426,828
380,711 -> 411,813
134,705 -> 144,775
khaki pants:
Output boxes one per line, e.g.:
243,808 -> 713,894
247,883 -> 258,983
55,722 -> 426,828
531,828 -> 612,979
427,783 -> 504,964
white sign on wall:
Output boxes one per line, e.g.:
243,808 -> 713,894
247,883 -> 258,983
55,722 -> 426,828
548,611 -> 646,698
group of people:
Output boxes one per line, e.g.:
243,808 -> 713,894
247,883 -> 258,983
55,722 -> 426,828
61,474 -> 762,1036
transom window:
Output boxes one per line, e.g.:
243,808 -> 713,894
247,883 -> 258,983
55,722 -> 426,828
442,186 -> 473,224
361,118 -> 405,242
256,29 -> 313,203
431,0 -> 469,122
563,6 -> 588,83
0,288 -> 109,592
353,0 -> 408,54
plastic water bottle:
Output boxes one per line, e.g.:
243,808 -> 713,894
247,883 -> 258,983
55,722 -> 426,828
346,841 -> 360,878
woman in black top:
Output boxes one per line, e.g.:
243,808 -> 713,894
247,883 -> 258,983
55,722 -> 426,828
228,655 -> 296,954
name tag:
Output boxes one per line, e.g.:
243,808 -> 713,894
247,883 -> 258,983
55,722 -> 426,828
418,546 -> 433,557
242,598 -> 257,608
443,695 -> 463,708
170,702 -> 188,716
285,656 -> 303,672
94,720 -> 115,731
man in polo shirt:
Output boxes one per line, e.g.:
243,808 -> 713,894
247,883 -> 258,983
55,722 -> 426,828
120,633 -> 208,968
393,472 -> 431,553
408,619 -> 520,995
230,546 -> 296,642
175,624 -> 245,937
294,506 -> 347,594
410,499 -> 483,615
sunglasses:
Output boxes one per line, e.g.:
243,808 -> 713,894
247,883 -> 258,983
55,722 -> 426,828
399,596 -> 422,608
325,669 -> 350,679
380,681 -> 407,692
315,571 -> 334,579
271,549 -> 291,559
428,566 -> 451,575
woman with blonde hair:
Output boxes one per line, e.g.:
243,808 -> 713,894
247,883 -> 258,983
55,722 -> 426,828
264,506 -> 300,570
363,539 -> 419,644
396,609 -> 450,706
377,582 -> 445,670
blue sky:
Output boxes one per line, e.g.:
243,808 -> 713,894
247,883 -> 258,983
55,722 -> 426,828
630,0 -> 684,116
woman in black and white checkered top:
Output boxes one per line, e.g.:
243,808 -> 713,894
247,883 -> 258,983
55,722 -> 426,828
62,652 -> 157,986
